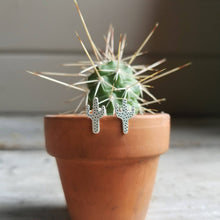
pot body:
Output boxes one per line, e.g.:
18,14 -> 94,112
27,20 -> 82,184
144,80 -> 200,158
45,114 -> 170,220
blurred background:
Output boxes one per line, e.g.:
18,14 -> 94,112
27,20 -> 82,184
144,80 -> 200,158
0,1 -> 220,220
0,0 -> 219,116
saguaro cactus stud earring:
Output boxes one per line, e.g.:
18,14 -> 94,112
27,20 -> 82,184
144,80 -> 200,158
87,97 -> 106,134
115,99 -> 135,134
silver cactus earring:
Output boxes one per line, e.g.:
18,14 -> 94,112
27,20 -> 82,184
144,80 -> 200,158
87,97 -> 106,134
115,99 -> 135,134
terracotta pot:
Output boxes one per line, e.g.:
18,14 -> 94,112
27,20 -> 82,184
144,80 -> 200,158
44,113 -> 170,220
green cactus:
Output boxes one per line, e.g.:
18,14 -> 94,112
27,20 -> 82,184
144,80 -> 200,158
27,0 -> 191,115
87,60 -> 141,115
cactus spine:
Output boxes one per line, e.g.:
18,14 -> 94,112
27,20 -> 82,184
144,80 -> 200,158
115,99 -> 135,134
87,97 -> 106,134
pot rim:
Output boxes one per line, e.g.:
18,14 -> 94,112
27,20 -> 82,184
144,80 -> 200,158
45,112 -> 169,119
44,113 -> 170,160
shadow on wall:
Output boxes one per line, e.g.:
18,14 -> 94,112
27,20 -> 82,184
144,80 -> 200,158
143,0 -> 220,116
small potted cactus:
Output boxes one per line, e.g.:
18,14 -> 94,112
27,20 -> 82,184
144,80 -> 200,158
27,1 -> 190,220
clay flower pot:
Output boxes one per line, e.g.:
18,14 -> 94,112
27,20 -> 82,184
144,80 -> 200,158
44,113 -> 170,220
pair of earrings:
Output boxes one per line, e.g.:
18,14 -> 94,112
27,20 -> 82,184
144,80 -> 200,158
87,98 -> 135,134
